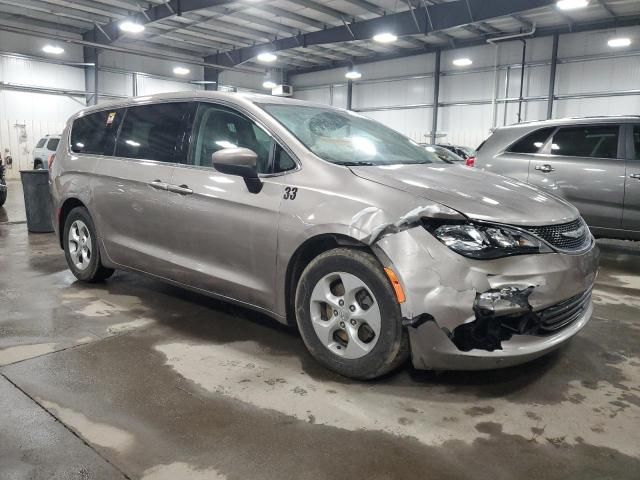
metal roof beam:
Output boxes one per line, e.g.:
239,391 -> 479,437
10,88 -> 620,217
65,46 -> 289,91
596,0 -> 617,18
208,0 -> 559,66
341,0 -> 386,16
290,14 -> 640,75
83,0 -> 247,45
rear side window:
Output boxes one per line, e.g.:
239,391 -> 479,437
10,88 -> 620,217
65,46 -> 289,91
115,102 -> 193,163
508,127 -> 555,154
551,125 -> 620,159
36,138 -> 46,148
71,109 -> 124,155
47,138 -> 59,151
633,126 -> 640,160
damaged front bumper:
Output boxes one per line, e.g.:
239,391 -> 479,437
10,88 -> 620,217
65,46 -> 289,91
374,226 -> 599,371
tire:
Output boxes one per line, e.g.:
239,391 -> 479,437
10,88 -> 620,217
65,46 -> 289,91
63,207 -> 114,282
295,248 -> 409,380
0,186 -> 6,207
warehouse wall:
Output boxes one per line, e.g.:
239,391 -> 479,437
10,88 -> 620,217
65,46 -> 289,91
0,30 -> 265,179
290,26 -> 640,149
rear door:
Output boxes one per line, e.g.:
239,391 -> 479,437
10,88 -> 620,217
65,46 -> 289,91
622,124 -> 640,233
528,124 -> 625,230
91,101 -> 194,277
483,127 -> 556,183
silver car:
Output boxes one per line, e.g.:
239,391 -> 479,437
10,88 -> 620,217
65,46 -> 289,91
50,92 -> 598,379
475,116 -> 640,241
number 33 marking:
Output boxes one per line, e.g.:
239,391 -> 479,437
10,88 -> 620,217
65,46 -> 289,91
283,187 -> 298,200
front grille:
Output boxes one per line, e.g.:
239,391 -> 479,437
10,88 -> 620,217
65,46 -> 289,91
537,289 -> 592,333
521,218 -> 590,251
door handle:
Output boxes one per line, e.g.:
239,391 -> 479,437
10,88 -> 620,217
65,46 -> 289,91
168,184 -> 193,195
535,164 -> 554,173
629,174 -> 640,180
149,180 -> 169,190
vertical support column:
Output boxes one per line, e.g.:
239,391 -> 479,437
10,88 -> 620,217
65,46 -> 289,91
83,46 -> 99,106
204,67 -> 219,91
490,44 -> 500,130
430,49 -> 441,144
346,80 -> 353,110
517,40 -> 527,123
547,33 -> 559,120
132,72 -> 138,97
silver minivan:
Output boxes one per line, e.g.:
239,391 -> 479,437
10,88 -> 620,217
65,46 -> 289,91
475,116 -> 640,240
50,92 -> 598,379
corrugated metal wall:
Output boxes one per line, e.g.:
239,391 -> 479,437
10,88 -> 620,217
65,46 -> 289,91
291,26 -> 640,149
0,31 -> 210,179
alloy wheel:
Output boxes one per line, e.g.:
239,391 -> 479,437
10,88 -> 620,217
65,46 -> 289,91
309,272 -> 381,359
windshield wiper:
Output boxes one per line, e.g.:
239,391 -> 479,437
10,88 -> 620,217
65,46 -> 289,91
337,161 -> 377,166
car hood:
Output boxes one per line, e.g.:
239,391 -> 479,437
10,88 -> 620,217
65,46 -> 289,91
349,163 -> 579,226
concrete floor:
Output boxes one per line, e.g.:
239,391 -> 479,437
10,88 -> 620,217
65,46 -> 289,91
1,181 -> 639,480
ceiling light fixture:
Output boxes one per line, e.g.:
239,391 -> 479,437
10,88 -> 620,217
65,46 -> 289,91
608,37 -> 631,48
119,21 -> 145,33
42,45 -> 64,55
452,58 -> 473,67
556,0 -> 589,11
173,66 -> 190,75
263,80 -> 277,89
345,70 -> 362,80
257,52 -> 278,62
373,32 -> 398,43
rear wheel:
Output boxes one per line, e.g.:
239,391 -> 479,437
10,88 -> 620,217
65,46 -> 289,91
295,248 -> 409,380
63,207 -> 114,282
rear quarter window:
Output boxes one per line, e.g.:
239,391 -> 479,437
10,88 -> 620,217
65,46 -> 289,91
507,127 -> 555,154
35,138 -> 47,148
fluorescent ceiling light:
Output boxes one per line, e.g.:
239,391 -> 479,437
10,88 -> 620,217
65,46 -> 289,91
263,80 -> 277,89
373,32 -> 398,43
119,21 -> 145,33
42,45 -> 64,55
556,0 -> 589,10
452,58 -> 473,67
173,66 -> 190,75
257,52 -> 278,62
608,37 -> 631,48
345,70 -> 362,80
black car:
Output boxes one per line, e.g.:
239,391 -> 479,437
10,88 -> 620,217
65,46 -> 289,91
423,144 -> 465,163
436,144 -> 476,160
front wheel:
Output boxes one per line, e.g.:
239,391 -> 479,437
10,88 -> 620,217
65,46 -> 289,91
0,185 -> 6,207
63,207 -> 114,282
295,248 -> 409,380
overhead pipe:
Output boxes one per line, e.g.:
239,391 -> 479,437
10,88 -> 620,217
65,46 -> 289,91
486,24 -> 536,126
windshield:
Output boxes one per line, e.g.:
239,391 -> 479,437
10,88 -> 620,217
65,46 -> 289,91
260,104 -> 443,166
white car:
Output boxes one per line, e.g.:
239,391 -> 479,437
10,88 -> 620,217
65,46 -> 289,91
33,134 -> 61,169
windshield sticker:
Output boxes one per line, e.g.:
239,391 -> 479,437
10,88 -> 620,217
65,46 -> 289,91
106,112 -> 117,126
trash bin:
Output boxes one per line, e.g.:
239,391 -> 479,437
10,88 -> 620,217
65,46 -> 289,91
20,170 -> 54,233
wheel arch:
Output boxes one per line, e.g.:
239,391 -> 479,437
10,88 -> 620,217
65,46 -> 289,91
58,198 -> 86,248
284,233 -> 373,326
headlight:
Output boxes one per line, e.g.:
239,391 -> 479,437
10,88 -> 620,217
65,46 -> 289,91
429,222 -> 550,259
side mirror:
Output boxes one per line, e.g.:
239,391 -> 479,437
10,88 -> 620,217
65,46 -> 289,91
212,147 -> 262,194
